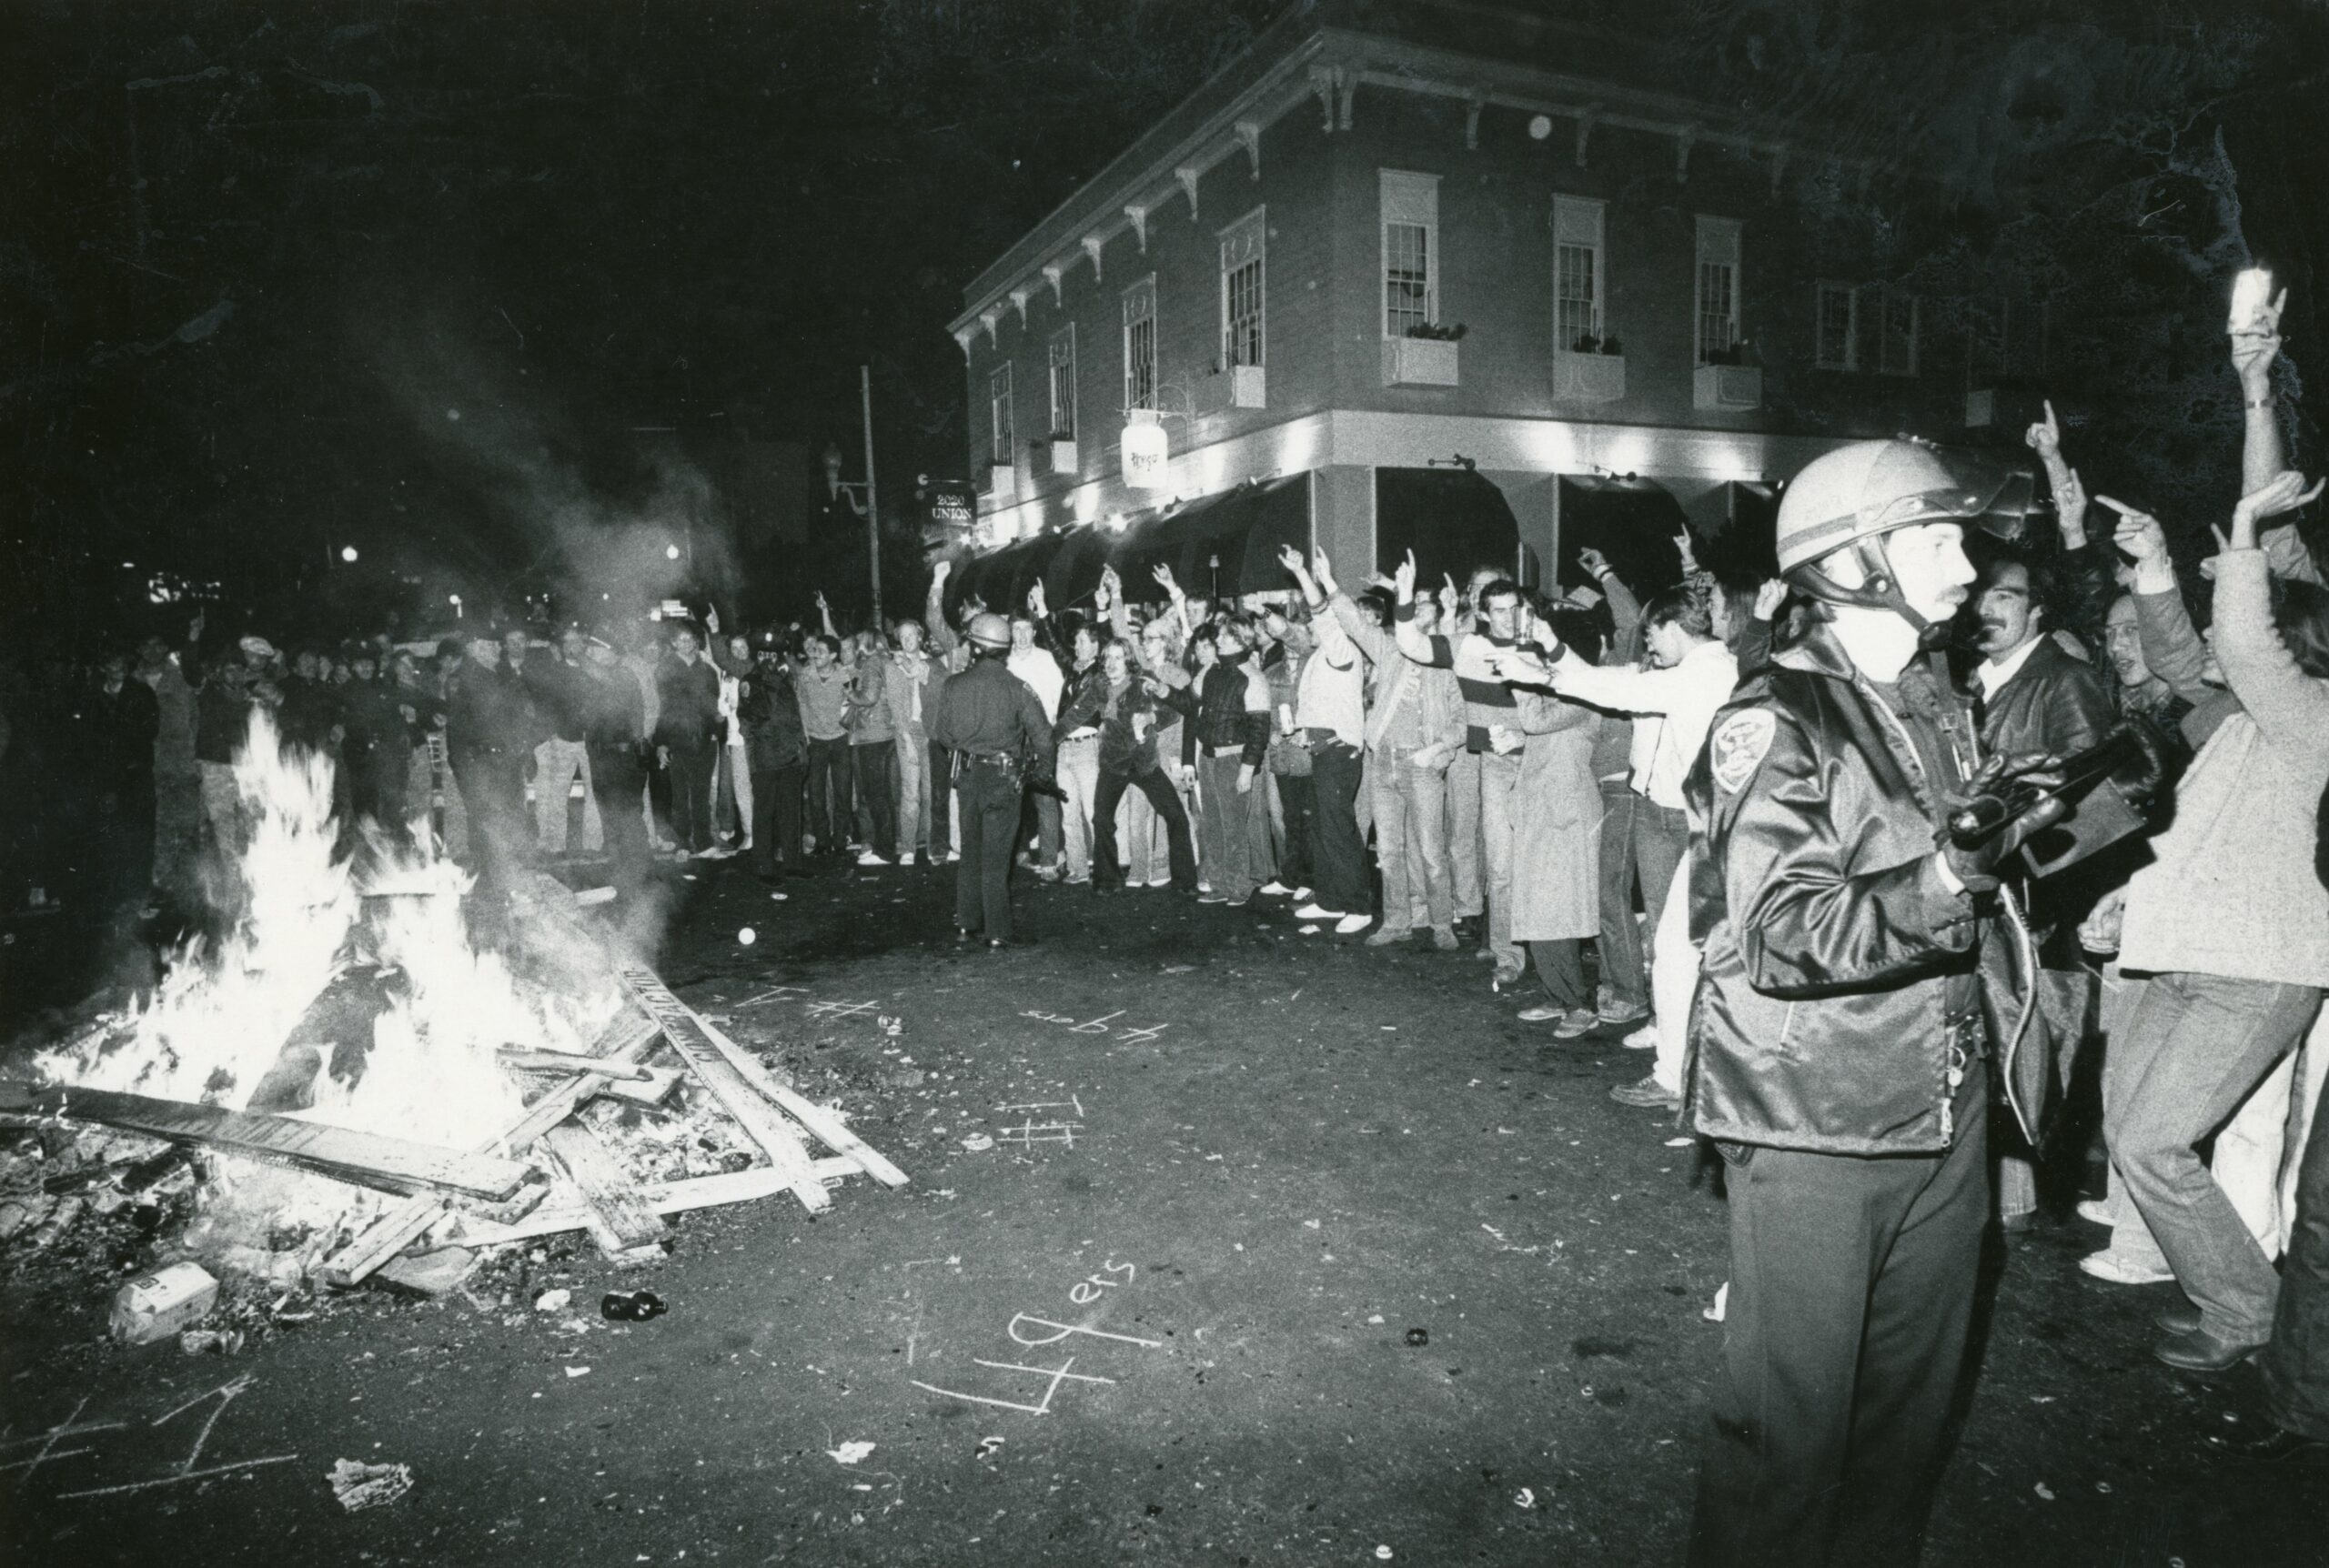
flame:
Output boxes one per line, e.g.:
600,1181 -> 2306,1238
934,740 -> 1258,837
39,708 -> 353,1104
35,705 -> 620,1253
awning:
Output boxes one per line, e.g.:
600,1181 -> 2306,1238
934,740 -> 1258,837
1375,468 -> 1528,592
1695,480 -> 1782,580
1106,472 -> 1314,604
1555,477 -> 1689,595
950,473 -> 1314,615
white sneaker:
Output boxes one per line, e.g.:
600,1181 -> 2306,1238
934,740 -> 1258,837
946,849 -> 961,863
1622,1021 -> 1658,1050
1333,912 -> 1372,936
1292,887 -> 1314,901
1293,901 -> 1346,920
738,838 -> 754,852
2078,1249 -> 2173,1286
1125,878 -> 1149,889
855,849 -> 892,867
897,850 -> 917,867
2075,1197 -> 2112,1227
1257,881 -> 1293,897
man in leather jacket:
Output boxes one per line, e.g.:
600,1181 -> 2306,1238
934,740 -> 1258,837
1685,440 -> 2069,1568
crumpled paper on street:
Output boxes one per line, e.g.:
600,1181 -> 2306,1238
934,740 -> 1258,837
329,1457 -> 414,1512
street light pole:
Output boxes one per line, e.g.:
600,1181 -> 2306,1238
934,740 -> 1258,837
859,364 -> 882,624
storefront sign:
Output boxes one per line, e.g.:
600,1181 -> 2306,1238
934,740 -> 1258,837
1121,414 -> 1168,489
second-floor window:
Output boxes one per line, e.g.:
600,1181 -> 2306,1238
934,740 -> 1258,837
1220,208 -> 1266,369
1880,289 -> 1920,377
988,364 -> 1014,467
1554,196 -> 1606,349
1695,216 -> 1742,363
1380,170 -> 1440,337
1815,282 -> 1859,370
1048,326 -> 1076,438
1123,276 -> 1157,412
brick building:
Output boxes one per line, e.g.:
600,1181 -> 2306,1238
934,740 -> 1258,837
945,0 -> 1991,608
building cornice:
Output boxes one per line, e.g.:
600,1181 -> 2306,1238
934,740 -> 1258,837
949,19 -> 1884,347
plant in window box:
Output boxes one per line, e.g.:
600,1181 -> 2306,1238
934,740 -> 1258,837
1206,357 -> 1266,408
1557,331 -> 1625,401
1694,337 -> 1762,409
1386,322 -> 1462,387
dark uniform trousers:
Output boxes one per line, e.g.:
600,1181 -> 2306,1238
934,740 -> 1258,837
590,742 -> 649,879
1689,1072 -> 1989,1568
954,757 -> 1024,940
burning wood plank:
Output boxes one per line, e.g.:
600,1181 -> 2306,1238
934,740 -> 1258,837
323,1008 -> 668,1288
614,966 -> 833,1214
540,1125 -> 668,1251
496,1047 -> 654,1081
448,1162 -> 860,1248
3,1084 -> 530,1200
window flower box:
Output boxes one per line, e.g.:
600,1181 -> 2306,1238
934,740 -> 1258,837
1553,348 -> 1626,403
984,461 -> 1017,500
1044,437 -> 1079,475
1693,364 -> 1762,411
1198,365 -> 1267,413
1383,337 -> 1459,387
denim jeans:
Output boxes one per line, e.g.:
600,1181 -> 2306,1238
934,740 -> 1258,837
1195,752 -> 1259,900
1447,747 -> 1484,919
1633,798 -> 1688,974
2265,1030 -> 2329,1439
1306,740 -> 1366,916
2109,970 -> 2323,1343
1596,781 -> 1646,1011
1056,734 -> 1101,879
852,740 -> 897,860
1369,748 -> 1451,935
1478,749 -> 1525,979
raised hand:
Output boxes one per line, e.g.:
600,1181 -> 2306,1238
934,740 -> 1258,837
2230,287 -> 2287,387
1152,563 -> 1181,597
1276,542 -> 1307,578
1309,545 -> 1338,598
705,605 -> 721,637
1391,549 -> 1417,602
1578,546 -> 1612,582
1672,529 -> 1699,575
2222,469 -> 2325,552
2097,496 -> 2170,572
2024,398 -> 2063,461
813,589 -> 829,612
933,559 -> 952,583
2053,465 -> 2090,548
1028,581 -> 1048,617
1753,578 -> 1789,621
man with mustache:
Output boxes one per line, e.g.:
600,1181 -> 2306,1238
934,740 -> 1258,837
1966,550 -> 2139,1234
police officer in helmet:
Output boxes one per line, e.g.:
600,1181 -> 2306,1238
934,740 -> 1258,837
931,610 -> 1054,948
1685,439 -> 2072,1567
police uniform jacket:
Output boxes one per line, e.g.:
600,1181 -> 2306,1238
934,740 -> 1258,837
1686,624 -> 2045,1158
932,658 -> 1053,763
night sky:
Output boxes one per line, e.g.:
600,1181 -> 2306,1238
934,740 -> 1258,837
7,0 -> 2324,643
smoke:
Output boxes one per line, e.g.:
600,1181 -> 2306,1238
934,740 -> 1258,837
368,317 -> 740,629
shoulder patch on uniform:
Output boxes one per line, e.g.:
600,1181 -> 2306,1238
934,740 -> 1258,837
1709,709 -> 1777,794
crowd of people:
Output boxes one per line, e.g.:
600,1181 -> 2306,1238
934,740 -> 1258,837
6,292 -> 2327,1566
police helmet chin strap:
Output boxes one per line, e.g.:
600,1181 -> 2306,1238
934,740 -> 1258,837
1793,534 -> 1951,650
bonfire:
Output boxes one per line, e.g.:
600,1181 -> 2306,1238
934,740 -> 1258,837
3,709 -> 902,1302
